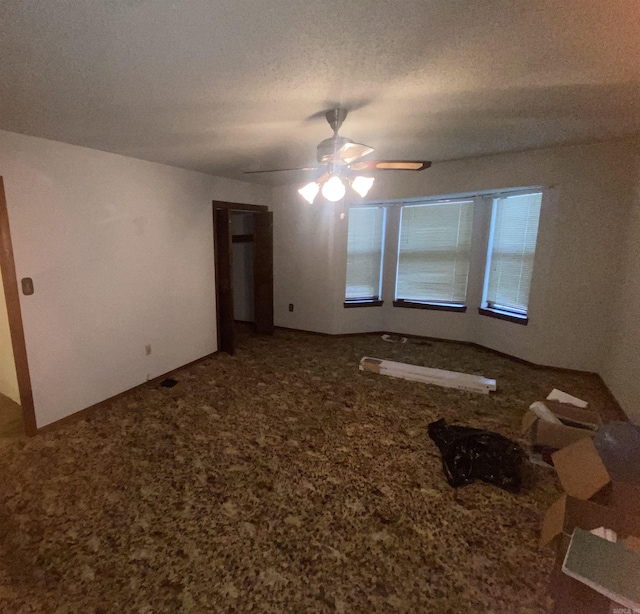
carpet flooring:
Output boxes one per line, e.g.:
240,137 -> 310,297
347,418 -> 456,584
0,328 -> 618,613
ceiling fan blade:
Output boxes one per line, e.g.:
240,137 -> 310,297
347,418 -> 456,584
244,166 -> 319,174
348,160 -> 432,171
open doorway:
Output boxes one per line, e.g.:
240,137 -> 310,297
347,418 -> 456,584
0,177 -> 36,439
231,212 -> 256,324
213,201 -> 273,355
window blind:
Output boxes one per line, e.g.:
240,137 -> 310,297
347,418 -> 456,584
484,192 -> 542,314
396,200 -> 474,304
345,207 -> 386,300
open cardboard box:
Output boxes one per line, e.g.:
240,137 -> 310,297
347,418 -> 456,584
541,438 -> 640,547
522,402 -> 600,451
543,400 -> 602,430
540,438 -> 640,613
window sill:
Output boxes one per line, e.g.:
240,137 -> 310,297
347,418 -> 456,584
393,300 -> 466,313
478,307 -> 528,325
343,300 -> 384,308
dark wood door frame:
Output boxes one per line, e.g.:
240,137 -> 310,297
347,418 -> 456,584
253,210 -> 274,335
212,201 -> 269,213
213,207 -> 235,355
212,200 -> 273,354
0,177 -> 37,436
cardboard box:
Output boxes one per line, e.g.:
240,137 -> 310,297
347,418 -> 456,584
541,439 -> 640,546
552,438 -> 611,500
540,437 -> 640,612
543,400 -> 602,430
521,406 -> 596,451
540,492 -> 640,549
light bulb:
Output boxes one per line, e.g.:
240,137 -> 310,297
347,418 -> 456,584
321,176 -> 346,202
298,181 -> 319,204
351,176 -> 375,198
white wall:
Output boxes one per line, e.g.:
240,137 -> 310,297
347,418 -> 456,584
3,128 -> 636,427
273,140 -> 636,378
0,265 -> 20,404
0,129 -> 270,428
602,149 -> 640,423
272,188 -> 342,333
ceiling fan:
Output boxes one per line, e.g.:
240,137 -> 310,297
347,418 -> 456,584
244,108 -> 431,203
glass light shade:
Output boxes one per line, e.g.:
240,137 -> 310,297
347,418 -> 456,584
321,175 -> 346,202
298,181 -> 319,204
351,176 -> 375,198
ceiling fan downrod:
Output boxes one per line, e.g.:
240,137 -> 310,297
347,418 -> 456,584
326,108 -> 348,134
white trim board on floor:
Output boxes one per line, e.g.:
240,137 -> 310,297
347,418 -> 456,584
359,357 -> 497,394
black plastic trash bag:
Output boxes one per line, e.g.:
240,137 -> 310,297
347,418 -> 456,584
428,418 -> 523,491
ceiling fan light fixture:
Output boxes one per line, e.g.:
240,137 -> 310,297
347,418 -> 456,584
298,181 -> 320,204
321,176 -> 346,202
351,176 -> 375,198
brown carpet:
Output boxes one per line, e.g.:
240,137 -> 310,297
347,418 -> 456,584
0,328 -> 617,613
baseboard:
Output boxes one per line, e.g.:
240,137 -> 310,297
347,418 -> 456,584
34,328 -> 629,435
36,351 -> 219,434
277,326 -> 594,372
275,325 -> 627,420
274,325 -> 382,338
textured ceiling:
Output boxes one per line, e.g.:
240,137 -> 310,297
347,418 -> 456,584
1,0 -> 640,184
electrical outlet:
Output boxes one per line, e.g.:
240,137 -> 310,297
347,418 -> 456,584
289,303 -> 294,312
145,344 -> 152,356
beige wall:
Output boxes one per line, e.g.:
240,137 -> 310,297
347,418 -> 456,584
272,187 -> 342,334
273,139 -> 638,415
0,265 -> 20,404
0,129 -> 271,428
3,127 -> 636,427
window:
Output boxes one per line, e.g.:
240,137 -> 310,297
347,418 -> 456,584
395,200 -> 474,310
345,207 -> 386,306
481,192 -> 543,323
